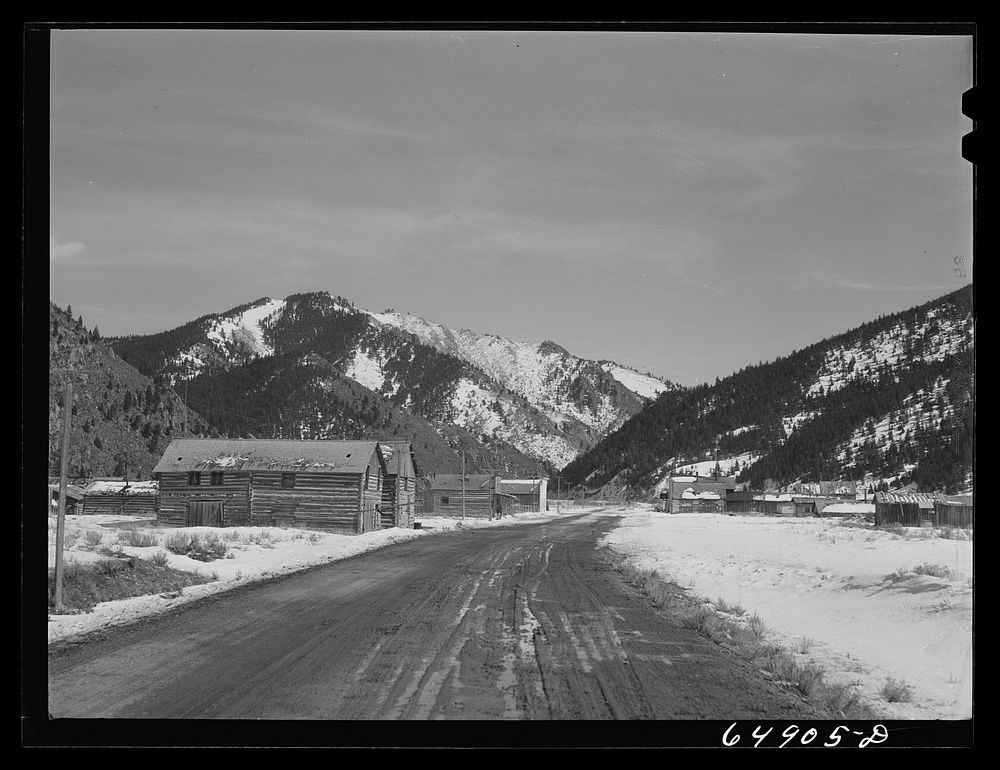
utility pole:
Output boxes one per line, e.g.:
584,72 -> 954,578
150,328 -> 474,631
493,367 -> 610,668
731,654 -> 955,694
54,380 -> 72,612
51,367 -> 97,612
461,449 -> 466,522
556,476 -> 561,514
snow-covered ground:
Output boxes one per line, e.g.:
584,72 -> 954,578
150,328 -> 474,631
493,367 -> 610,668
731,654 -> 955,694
601,507 -> 973,720
46,505 -> 974,721
46,508 -> 587,645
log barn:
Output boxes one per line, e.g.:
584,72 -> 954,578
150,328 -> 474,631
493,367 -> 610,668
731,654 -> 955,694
424,473 -> 499,519
80,479 -> 158,517
377,440 -> 419,529
153,439 -> 387,534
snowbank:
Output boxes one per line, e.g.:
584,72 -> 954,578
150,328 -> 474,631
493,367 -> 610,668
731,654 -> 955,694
601,509 -> 973,720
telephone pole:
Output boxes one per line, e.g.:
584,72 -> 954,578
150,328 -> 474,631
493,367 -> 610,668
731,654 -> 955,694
461,449 -> 466,522
51,368 -> 96,612
54,380 -> 73,612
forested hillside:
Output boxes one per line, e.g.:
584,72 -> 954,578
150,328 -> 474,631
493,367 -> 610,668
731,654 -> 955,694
562,286 -> 974,496
48,303 -> 214,480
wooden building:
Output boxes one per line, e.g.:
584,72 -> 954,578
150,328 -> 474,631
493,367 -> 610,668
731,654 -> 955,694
48,481 -> 84,515
933,495 -> 973,529
874,492 -> 939,528
661,476 -> 733,513
377,440 -> 419,529
497,478 -> 548,512
724,490 -> 760,515
153,439 -> 387,533
424,473 -> 499,519
80,479 -> 158,517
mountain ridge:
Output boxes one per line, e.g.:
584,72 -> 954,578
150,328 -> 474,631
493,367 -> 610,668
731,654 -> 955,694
561,285 -> 974,497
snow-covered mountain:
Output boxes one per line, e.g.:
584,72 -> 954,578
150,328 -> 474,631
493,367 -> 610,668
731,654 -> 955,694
563,286 -> 974,496
111,292 -> 675,469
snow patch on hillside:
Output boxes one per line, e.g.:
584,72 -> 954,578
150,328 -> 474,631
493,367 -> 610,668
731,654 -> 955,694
602,364 -> 670,400
344,348 -> 386,393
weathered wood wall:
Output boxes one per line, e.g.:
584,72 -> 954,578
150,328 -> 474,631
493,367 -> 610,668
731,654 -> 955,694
427,488 -> 494,519
381,476 -> 417,528
933,502 -> 973,529
81,495 -> 158,517
157,471 -> 251,527
254,472 -> 373,534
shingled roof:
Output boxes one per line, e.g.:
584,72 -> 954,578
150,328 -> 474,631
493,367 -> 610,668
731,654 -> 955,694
153,439 -> 385,475
430,473 -> 494,491
377,440 -> 419,477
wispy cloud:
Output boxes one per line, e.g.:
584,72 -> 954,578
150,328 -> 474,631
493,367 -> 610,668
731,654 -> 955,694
50,235 -> 86,262
787,270 -> 961,293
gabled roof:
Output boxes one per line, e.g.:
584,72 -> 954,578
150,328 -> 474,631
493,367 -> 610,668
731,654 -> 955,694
498,479 -> 544,494
83,480 -> 158,496
874,491 -> 940,507
154,439 -> 385,475
377,440 -> 419,477
48,484 -> 85,501
938,495 -> 973,507
430,474 -> 494,491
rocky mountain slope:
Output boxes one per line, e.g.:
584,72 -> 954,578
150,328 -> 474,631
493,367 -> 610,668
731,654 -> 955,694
561,286 -> 975,497
111,292 -> 674,469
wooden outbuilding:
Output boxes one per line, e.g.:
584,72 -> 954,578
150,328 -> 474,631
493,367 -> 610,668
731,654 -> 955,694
424,473 -> 499,519
377,440 -> 419,529
874,492 -> 939,528
48,481 -> 85,515
153,439 -> 387,533
933,495 -> 973,529
661,476 -> 732,513
497,478 -> 548,512
80,479 -> 158,517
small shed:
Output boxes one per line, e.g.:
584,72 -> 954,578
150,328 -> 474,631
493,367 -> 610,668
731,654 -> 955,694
80,479 -> 159,517
424,473 -> 498,519
933,495 -> 973,529
377,440 -> 419,529
497,478 -> 548,512
48,482 -> 85,515
874,492 -> 939,528
154,439 -> 387,533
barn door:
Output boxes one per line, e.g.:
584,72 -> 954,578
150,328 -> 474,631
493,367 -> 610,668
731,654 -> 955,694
188,500 -> 223,527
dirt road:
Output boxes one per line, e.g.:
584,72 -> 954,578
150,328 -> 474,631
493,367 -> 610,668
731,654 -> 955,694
48,511 -> 828,721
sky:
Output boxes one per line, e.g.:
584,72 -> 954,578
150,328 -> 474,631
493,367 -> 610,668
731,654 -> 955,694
47,26 -> 975,385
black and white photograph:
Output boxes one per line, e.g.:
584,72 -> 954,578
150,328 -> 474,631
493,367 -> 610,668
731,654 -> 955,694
29,22 -> 975,748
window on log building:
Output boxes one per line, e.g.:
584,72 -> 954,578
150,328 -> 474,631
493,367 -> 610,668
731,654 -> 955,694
187,472 -> 201,486
210,471 -> 223,486
282,473 -> 296,488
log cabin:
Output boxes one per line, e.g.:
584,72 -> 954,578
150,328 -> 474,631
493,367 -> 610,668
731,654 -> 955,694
153,438 -> 387,533
377,440 -> 419,529
80,479 -> 158,517
424,473 -> 499,519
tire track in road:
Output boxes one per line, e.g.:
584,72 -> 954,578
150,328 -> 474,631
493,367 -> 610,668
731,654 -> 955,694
48,512 -> 834,721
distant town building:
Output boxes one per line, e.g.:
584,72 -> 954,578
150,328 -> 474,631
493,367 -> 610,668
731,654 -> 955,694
424,473 -> 500,519
497,478 -> 548,512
